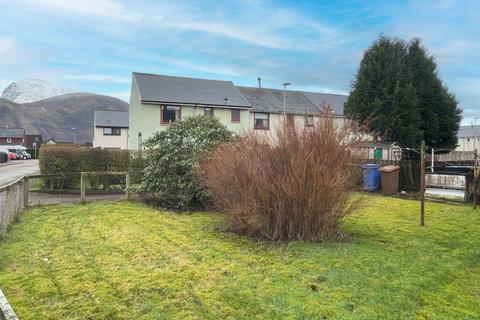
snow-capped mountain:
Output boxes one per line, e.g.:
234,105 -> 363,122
1,79 -> 71,103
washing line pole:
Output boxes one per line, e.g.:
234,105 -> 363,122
420,141 -> 425,226
431,148 -> 434,173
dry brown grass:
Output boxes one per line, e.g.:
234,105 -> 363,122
197,114 -> 362,241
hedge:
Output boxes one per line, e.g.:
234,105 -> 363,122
26,148 -> 39,159
38,145 -> 145,189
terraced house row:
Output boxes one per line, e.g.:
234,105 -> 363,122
124,72 -> 347,150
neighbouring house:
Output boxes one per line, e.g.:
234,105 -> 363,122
237,86 -> 346,132
93,110 -> 129,149
352,141 -> 402,161
44,139 -> 75,145
45,139 -> 58,145
0,128 -> 26,146
456,125 -> 480,152
128,72 -> 348,149
25,134 -> 43,148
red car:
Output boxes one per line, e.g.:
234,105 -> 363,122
8,152 -> 17,160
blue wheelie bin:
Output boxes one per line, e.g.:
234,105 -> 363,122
361,164 -> 380,191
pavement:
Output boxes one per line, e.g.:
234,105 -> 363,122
0,159 -> 40,187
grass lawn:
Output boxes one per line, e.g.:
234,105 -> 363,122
0,196 -> 479,319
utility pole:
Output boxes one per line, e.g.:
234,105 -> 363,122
282,82 -> 291,126
420,141 -> 425,226
474,149 -> 478,209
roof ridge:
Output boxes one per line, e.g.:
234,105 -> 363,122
133,72 -> 234,84
237,85 -> 348,97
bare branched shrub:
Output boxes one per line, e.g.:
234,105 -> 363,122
197,113 -> 363,241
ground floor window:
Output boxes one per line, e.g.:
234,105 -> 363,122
204,107 -> 214,118
254,113 -> 269,130
305,115 -> 314,127
161,106 -> 181,124
103,127 -> 121,136
286,114 -> 294,126
231,109 -> 241,122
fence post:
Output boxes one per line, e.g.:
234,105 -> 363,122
80,172 -> 86,203
125,172 -> 130,200
420,141 -> 425,226
23,176 -> 29,210
474,149 -> 478,209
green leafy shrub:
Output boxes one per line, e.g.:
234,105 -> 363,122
141,115 -> 233,209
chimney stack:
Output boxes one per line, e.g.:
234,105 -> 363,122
257,77 -> 261,88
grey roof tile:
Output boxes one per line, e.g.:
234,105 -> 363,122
458,125 -> 480,138
302,92 -> 347,115
237,86 -> 347,116
0,128 -> 25,138
133,73 -> 251,108
94,110 -> 129,127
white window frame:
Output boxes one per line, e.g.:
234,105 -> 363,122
254,113 -> 270,130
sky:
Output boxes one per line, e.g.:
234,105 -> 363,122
0,0 -> 479,124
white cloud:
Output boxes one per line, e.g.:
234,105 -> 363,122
19,0 -> 341,50
0,37 -> 17,57
27,0 -> 139,21
155,55 -> 244,77
106,91 -> 131,102
64,74 -> 131,84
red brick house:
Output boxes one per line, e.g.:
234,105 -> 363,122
0,128 -> 26,146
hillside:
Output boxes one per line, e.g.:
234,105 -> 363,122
0,93 -> 128,143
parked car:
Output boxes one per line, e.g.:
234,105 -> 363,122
8,152 -> 17,160
0,151 -> 8,163
17,151 -> 32,160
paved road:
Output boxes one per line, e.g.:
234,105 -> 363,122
0,160 -> 40,187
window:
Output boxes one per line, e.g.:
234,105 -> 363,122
103,127 -> 121,136
286,114 -> 294,126
254,113 -> 269,130
161,105 -> 181,124
231,109 -> 241,123
204,107 -> 214,118
305,115 -> 314,127
6,138 -> 11,143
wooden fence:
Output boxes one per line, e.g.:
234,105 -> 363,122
0,177 -> 27,240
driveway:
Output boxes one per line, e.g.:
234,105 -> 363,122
0,160 -> 40,187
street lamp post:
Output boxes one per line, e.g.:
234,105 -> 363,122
282,82 -> 291,125
71,127 -> 76,144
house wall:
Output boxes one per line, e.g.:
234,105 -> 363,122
128,79 -> 251,150
93,127 -> 129,149
249,113 -> 346,134
456,136 -> 480,152
127,78 -> 348,150
0,138 -> 24,145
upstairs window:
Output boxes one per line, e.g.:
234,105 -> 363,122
305,115 -> 314,127
231,109 -> 241,123
103,127 -> 121,136
254,113 -> 269,130
161,106 -> 181,124
204,107 -> 214,118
